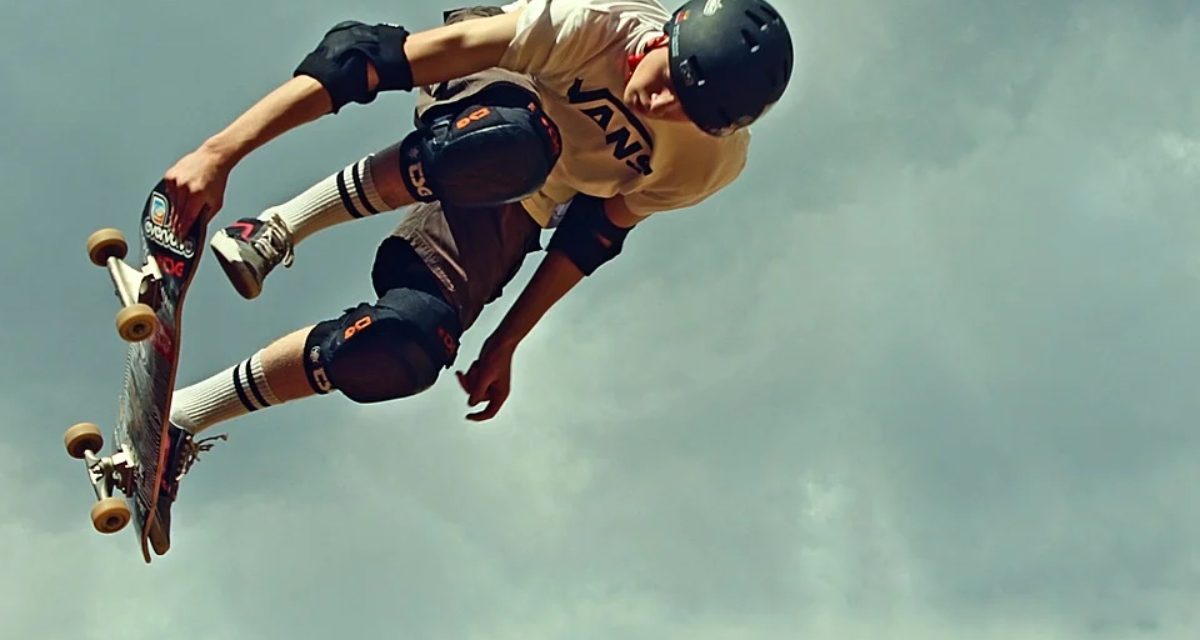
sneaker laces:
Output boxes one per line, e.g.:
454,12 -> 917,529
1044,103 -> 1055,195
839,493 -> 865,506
252,214 -> 296,269
175,433 -> 229,481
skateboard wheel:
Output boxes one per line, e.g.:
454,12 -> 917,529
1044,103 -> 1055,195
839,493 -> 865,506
91,497 -> 132,534
86,228 -> 128,267
64,422 -> 104,459
116,303 -> 157,342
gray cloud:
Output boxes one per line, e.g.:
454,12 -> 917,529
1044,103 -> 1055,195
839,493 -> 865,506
3,0 -> 1198,638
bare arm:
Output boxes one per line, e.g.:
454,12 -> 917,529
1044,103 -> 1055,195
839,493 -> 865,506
164,76 -> 332,231
167,10 -> 523,230
201,77 -> 331,166
402,9 -> 522,87
492,197 -> 641,349
454,246 -> 584,421
458,198 -> 643,421
208,9 -> 523,168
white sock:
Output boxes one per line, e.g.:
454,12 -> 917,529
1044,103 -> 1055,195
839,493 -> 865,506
171,351 -> 280,435
261,155 -> 389,245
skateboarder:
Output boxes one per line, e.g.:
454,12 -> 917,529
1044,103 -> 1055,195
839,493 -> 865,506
158,0 -> 794,499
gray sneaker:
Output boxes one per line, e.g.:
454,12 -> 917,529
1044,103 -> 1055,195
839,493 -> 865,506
210,214 -> 295,299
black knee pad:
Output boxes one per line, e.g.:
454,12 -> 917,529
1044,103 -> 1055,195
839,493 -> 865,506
304,288 -> 462,403
399,86 -> 562,208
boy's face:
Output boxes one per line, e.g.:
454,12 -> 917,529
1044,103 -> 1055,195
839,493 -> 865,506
623,45 -> 693,126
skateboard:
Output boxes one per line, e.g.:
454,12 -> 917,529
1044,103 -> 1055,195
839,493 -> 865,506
64,180 -> 208,563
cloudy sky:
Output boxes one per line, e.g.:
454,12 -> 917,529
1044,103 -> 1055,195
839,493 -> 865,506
2,0 -> 1198,638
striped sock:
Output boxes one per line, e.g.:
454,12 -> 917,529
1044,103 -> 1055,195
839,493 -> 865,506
170,351 -> 280,435
262,155 -> 389,245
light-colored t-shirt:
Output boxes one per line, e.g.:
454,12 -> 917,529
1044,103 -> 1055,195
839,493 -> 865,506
499,0 -> 749,227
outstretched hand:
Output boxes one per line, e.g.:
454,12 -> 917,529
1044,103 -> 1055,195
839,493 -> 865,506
163,146 -> 231,238
455,338 -> 516,422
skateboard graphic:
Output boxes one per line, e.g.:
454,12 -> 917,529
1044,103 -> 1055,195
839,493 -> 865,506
64,180 -> 210,563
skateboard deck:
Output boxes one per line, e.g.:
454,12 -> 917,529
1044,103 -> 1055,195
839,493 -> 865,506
65,180 -> 207,563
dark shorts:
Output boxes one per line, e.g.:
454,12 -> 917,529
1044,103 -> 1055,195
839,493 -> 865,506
374,6 -> 543,331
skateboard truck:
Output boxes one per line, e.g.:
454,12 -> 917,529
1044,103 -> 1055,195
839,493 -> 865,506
105,251 -> 163,313
64,422 -> 136,534
84,446 -> 137,504
86,228 -> 162,342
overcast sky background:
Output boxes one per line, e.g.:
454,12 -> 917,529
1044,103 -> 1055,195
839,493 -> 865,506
2,0 -> 1198,638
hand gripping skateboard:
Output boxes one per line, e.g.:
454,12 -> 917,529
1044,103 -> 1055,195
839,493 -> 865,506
64,180 -> 209,563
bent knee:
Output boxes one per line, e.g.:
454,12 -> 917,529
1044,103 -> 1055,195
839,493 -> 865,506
328,327 -> 442,403
399,98 -> 561,207
303,288 -> 462,404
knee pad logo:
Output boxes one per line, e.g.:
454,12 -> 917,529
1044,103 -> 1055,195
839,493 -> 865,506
455,107 -> 493,130
343,315 -> 373,340
541,115 -> 562,157
312,367 -> 332,393
307,346 -> 334,393
436,325 -> 459,359
406,158 -> 434,199
529,104 -> 562,158
400,133 -> 435,201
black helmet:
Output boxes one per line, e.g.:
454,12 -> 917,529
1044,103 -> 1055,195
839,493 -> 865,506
665,0 -> 795,136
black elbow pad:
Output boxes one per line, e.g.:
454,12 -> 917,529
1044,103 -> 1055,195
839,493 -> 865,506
295,21 -> 414,113
546,195 -> 632,275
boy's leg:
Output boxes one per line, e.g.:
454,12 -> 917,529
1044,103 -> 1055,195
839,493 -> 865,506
168,326 -> 312,435
155,270 -> 459,548
171,278 -> 463,436
207,152 -> 396,300
210,6 -> 554,300
173,188 -> 542,437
